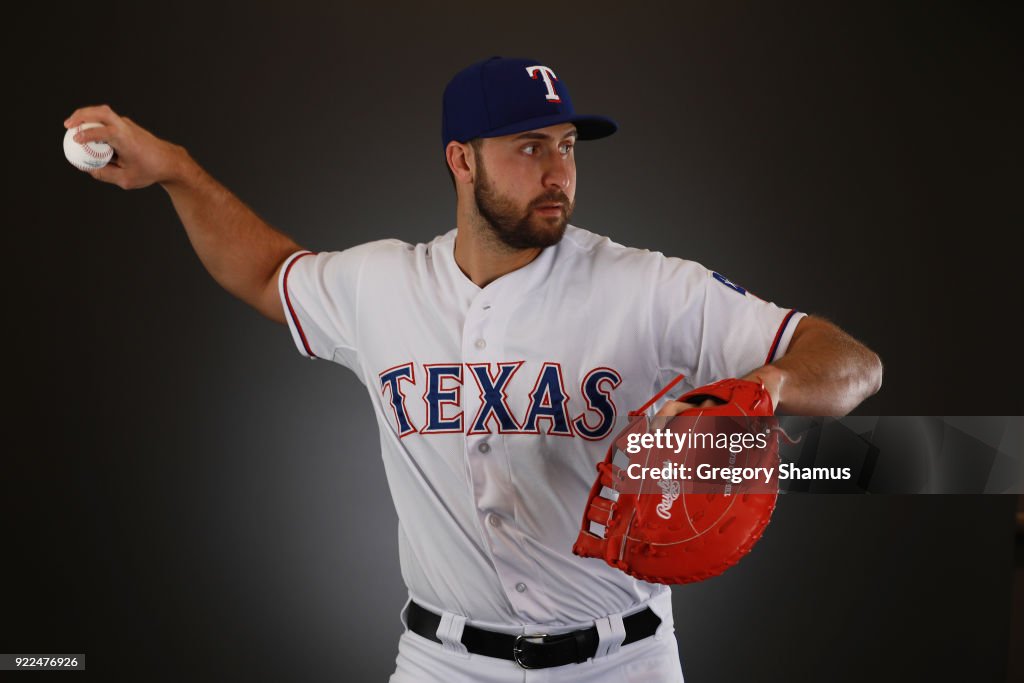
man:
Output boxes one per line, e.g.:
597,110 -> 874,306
65,55 -> 882,682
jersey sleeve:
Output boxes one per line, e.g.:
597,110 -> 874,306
278,245 -> 375,366
653,258 -> 805,388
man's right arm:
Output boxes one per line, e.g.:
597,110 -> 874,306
64,105 -> 303,324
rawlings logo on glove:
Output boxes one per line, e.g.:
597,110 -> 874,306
572,377 -> 781,585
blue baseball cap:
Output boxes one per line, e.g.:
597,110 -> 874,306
441,56 -> 618,151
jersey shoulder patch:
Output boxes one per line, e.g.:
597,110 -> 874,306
712,271 -> 747,295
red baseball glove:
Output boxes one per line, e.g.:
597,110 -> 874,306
572,377 -> 781,584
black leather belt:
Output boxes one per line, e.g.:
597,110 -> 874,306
405,600 -> 662,669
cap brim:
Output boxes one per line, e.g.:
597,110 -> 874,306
479,113 -> 618,141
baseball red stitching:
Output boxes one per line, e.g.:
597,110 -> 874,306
76,127 -> 112,159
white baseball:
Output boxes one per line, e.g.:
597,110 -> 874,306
63,122 -> 114,171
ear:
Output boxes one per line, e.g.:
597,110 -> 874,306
446,141 -> 476,184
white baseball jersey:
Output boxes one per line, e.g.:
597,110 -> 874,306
277,224 -> 804,629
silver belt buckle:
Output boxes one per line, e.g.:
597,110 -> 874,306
512,633 -> 549,669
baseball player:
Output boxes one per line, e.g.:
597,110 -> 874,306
64,56 -> 882,682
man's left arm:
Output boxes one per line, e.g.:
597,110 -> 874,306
659,316 -> 882,418
740,315 -> 883,416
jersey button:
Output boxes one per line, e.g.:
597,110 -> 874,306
474,338 -> 487,349
478,442 -> 491,454
515,582 -> 528,593
487,514 -> 501,528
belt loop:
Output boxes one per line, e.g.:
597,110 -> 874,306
399,596 -> 413,630
648,589 -> 674,641
436,611 -> 471,658
594,612 -> 627,659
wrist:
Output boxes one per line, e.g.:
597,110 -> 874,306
743,364 -> 786,412
159,144 -> 199,189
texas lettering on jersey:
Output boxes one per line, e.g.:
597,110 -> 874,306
378,362 -> 622,441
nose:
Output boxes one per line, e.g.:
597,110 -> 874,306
541,152 -> 573,193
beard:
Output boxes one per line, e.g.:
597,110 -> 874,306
473,162 -> 575,251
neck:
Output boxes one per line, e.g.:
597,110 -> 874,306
453,203 -> 543,289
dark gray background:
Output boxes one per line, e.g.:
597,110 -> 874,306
6,1 -> 1021,681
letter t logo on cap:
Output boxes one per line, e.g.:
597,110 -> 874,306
525,65 -> 561,102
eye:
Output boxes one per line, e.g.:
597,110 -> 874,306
522,144 -> 538,155
560,141 -> 575,155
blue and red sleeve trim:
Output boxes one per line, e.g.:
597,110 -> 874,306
765,309 -> 799,364
281,250 -> 318,359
